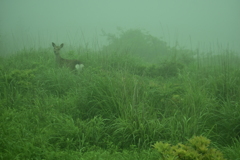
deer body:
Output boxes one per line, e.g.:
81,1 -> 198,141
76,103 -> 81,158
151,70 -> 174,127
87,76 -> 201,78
52,42 -> 84,71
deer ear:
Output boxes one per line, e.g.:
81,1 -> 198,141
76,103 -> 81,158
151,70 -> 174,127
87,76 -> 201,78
52,42 -> 55,47
60,43 -> 64,48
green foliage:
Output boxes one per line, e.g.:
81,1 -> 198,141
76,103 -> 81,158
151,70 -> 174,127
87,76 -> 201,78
153,136 -> 226,160
0,31 -> 240,159
101,28 -> 197,79
208,100 -> 240,145
4,69 -> 35,90
102,28 -> 169,63
145,62 -> 184,78
0,69 -> 36,109
223,138 -> 240,160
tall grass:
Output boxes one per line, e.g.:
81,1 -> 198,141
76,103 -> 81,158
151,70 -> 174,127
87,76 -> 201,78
0,44 -> 240,159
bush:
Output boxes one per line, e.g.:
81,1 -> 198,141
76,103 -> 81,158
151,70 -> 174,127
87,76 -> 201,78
153,136 -> 226,160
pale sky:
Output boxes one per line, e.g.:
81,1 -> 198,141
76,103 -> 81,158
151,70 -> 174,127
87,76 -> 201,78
1,0 -> 240,54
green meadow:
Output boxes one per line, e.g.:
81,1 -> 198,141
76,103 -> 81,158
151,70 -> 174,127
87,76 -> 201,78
1,29 -> 240,159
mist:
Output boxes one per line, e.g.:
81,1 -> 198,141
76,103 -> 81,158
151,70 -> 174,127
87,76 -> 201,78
1,0 -> 240,55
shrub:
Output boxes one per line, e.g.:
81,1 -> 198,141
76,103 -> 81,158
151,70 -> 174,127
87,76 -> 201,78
153,136 -> 226,160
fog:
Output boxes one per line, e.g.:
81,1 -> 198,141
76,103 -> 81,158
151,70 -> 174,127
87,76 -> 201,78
1,0 -> 240,55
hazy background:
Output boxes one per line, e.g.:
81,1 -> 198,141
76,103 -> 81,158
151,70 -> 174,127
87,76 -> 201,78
1,0 -> 240,55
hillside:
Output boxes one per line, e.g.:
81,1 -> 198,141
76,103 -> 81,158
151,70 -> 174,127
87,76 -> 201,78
0,29 -> 240,159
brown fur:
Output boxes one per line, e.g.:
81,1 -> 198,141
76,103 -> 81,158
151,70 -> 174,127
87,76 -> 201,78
52,42 -> 83,71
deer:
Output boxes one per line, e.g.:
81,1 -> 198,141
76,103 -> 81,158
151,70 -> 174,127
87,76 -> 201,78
52,42 -> 84,72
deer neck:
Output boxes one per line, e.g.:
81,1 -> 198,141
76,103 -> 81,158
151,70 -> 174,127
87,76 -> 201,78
54,52 -> 64,63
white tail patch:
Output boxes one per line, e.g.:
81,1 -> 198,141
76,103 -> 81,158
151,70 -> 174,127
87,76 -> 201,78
75,64 -> 84,71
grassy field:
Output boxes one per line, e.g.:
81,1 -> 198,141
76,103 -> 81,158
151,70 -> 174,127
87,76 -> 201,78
1,30 -> 240,159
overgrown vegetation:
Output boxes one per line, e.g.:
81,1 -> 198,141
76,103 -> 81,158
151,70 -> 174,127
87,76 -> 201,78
0,29 -> 240,159
153,136 -> 226,160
